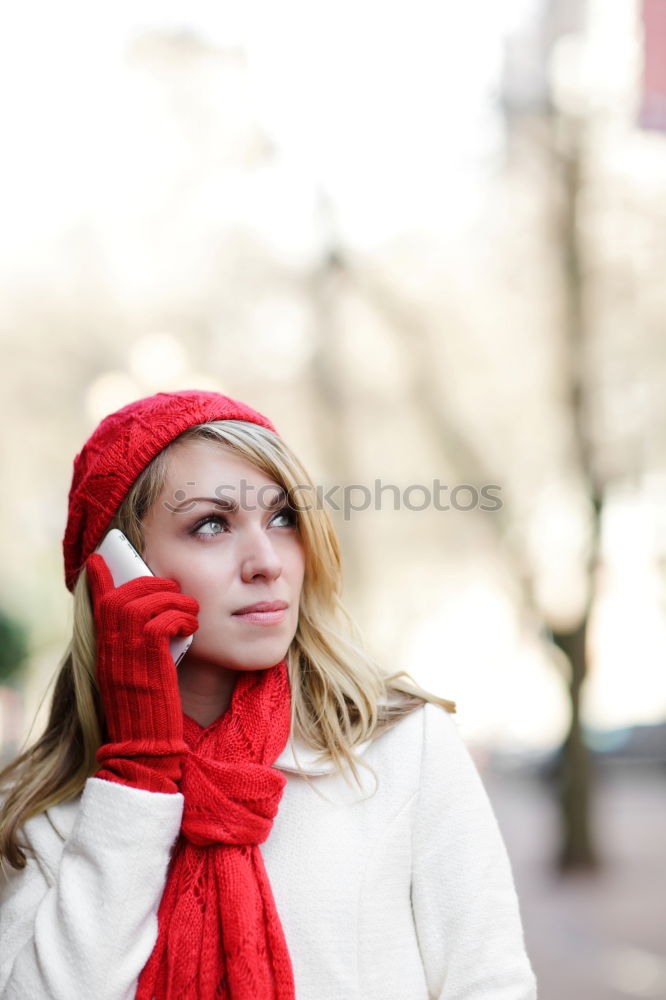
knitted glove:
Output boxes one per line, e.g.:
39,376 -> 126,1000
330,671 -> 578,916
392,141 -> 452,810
85,552 -> 199,794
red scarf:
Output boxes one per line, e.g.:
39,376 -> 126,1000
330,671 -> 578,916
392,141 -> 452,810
135,660 -> 295,1000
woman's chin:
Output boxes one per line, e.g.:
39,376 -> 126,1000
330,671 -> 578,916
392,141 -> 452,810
182,641 -> 289,673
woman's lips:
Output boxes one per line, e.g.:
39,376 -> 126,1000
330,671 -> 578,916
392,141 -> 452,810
232,609 -> 287,626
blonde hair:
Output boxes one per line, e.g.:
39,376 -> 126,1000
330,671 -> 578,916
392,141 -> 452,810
0,420 -> 455,869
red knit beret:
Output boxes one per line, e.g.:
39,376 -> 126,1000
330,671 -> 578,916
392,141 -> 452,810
62,389 -> 277,592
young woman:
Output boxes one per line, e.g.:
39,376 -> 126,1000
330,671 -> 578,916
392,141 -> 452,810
0,389 -> 537,1000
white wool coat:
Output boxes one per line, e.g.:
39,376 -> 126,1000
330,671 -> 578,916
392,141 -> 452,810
0,703 -> 537,999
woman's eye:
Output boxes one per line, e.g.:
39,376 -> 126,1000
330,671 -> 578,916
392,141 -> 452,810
192,516 -> 226,537
271,506 -> 298,528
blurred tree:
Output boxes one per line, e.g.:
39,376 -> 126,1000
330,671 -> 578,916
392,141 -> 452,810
500,0 -> 600,871
548,114 -> 599,870
0,607 -> 29,684
344,0 -> 601,873
306,224 -> 363,595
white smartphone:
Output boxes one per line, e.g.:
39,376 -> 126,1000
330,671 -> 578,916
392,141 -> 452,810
94,528 -> 194,667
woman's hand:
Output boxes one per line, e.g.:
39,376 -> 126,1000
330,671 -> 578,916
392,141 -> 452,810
85,551 -> 200,794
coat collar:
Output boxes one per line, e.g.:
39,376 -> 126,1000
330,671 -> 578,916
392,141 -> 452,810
273,695 -> 402,775
272,733 -> 374,776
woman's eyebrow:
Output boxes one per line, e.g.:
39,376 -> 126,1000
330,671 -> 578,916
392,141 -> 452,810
179,488 -> 288,513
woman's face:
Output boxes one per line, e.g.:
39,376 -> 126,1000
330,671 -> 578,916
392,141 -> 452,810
141,438 -> 305,672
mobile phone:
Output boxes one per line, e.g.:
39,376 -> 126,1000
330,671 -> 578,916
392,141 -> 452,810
94,528 -> 193,667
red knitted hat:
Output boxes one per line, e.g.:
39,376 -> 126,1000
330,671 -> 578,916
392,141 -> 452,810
63,389 -> 278,592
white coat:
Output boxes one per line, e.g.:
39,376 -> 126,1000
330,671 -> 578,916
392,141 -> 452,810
0,703 -> 537,999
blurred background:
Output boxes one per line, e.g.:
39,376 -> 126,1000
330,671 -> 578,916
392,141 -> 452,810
0,0 -> 665,996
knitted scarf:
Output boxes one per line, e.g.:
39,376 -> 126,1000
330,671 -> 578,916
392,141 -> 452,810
135,659 -> 296,1000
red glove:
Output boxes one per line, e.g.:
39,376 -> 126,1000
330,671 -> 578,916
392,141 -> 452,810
85,552 -> 199,794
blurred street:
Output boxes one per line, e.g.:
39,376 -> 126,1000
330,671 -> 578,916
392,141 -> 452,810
484,766 -> 666,1000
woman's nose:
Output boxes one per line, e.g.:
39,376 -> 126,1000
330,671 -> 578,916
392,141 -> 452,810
239,527 -> 282,582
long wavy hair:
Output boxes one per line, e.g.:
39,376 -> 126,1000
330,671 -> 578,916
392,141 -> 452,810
0,420 -> 455,870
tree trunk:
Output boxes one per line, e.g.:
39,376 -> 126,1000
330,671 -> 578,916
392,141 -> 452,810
548,112 -> 601,871
551,620 -> 599,870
